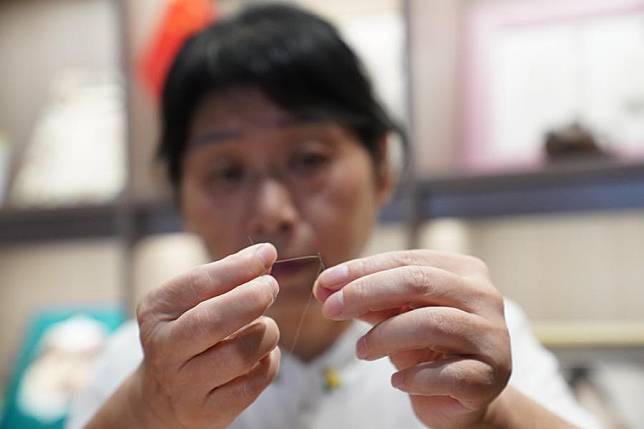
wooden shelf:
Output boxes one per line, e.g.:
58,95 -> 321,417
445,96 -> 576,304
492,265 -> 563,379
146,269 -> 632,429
532,321 -> 644,368
535,321 -> 644,348
417,159 -> 644,219
2,159 -> 644,245
0,203 -> 120,244
0,199 -> 180,245
0,196 -> 407,245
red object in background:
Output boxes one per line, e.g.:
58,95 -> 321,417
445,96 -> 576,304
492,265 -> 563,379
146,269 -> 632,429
138,0 -> 216,101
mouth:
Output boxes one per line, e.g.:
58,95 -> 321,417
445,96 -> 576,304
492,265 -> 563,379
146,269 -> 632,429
270,255 -> 324,286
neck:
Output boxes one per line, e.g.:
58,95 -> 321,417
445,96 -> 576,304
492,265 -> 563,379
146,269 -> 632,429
268,300 -> 351,362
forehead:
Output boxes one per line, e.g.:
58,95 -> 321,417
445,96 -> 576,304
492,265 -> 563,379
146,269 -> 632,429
190,88 -> 292,135
187,88 -> 362,153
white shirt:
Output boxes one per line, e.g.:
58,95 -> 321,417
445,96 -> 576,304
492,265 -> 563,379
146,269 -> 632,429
67,300 -> 602,429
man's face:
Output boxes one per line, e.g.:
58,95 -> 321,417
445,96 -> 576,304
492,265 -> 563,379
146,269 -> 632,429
180,89 -> 391,312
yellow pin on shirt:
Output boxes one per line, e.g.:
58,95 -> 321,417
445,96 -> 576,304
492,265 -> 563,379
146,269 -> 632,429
323,367 -> 341,392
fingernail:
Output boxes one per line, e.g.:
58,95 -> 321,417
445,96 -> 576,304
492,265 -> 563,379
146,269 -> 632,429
356,336 -> 368,359
391,372 -> 403,389
254,243 -> 276,268
314,285 -> 334,302
323,291 -> 344,318
318,264 -> 349,289
260,275 -> 279,300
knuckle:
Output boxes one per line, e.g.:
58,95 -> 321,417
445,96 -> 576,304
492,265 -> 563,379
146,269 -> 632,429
195,305 -> 223,336
135,293 -> 156,325
450,364 -> 490,398
476,363 -> 497,389
343,279 -> 368,306
489,290 -> 505,314
491,330 -> 512,379
348,258 -> 368,280
469,278 -> 503,310
405,266 -> 432,295
393,250 -> 418,267
478,285 -> 505,314
186,267 -> 213,302
424,308 -> 450,334
140,329 -> 158,355
467,256 -> 490,276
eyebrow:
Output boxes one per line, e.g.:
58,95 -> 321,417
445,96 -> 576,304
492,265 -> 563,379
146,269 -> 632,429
191,129 -> 243,146
189,115 -> 334,148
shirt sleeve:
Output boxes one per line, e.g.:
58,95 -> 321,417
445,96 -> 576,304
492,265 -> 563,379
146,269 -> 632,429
504,299 -> 604,429
65,320 -> 143,429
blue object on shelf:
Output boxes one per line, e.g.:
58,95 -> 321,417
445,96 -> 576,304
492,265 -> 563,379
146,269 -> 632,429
0,307 -> 125,429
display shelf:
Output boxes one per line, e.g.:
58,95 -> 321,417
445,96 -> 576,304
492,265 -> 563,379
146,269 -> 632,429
2,159 -> 644,245
535,321 -> 644,348
0,192 -> 407,245
537,322 -> 644,368
0,203 -> 120,244
0,199 -> 179,245
416,159 -> 644,219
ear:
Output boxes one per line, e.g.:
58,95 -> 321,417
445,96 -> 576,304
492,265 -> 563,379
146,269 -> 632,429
373,134 -> 396,208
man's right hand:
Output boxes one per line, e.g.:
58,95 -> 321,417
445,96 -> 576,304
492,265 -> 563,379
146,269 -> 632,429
86,243 -> 281,429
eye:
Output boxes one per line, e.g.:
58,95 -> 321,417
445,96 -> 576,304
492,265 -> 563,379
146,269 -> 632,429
290,144 -> 331,175
295,152 -> 328,168
208,162 -> 246,187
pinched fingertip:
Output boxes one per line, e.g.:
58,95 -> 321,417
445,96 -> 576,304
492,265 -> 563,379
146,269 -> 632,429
252,243 -> 278,269
391,371 -> 405,390
321,291 -> 345,320
312,281 -> 334,302
315,264 -> 349,290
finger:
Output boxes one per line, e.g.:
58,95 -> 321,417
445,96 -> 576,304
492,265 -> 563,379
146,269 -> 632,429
320,266 -> 483,321
358,308 -> 403,326
179,316 -> 280,394
389,349 -> 447,371
391,358 -> 498,408
314,250 -> 486,296
165,275 -> 279,357
355,307 -> 488,361
139,243 -> 277,320
203,347 -> 281,424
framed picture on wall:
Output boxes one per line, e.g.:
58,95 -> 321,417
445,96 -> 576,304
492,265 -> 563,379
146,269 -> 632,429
461,0 -> 644,172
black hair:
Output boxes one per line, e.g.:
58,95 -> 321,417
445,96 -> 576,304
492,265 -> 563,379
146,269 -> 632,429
158,2 -> 405,193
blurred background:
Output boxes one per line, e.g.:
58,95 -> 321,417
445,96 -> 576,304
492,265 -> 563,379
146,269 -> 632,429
0,0 -> 643,428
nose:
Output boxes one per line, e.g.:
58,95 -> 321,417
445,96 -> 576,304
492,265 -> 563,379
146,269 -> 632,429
247,176 -> 298,241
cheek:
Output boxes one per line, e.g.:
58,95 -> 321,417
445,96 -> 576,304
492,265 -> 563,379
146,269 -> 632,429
180,176 -> 242,259
302,157 -> 379,264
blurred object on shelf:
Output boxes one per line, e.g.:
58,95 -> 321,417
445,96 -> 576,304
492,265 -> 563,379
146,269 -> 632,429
16,318 -> 107,423
544,122 -> 612,163
0,308 -> 124,429
462,2 -> 644,172
8,70 -> 125,208
0,131 -> 10,205
137,0 -> 216,101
